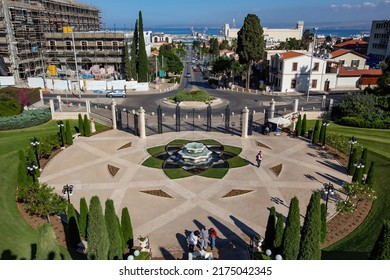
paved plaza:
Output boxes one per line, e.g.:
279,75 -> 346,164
40,129 -> 349,260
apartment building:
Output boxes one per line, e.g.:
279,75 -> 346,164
0,0 -> 102,82
367,20 -> 390,62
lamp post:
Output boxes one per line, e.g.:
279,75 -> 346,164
30,137 -> 40,170
348,135 -> 357,157
27,161 -> 38,182
323,182 -> 335,211
62,184 -> 74,203
306,27 -> 318,102
322,121 -> 330,147
57,120 -> 64,148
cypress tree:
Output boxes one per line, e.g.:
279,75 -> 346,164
236,14 -> 264,90
65,120 -> 73,145
318,120 -> 325,145
87,196 -> 109,260
59,120 -> 66,147
79,197 -> 88,239
124,42 -> 131,81
312,120 -> 320,144
84,115 -> 91,137
361,148 -> 369,174
263,207 -> 276,250
121,207 -> 134,251
301,114 -> 307,137
129,20 -> 138,81
295,114 -> 302,137
370,220 -> 390,260
137,11 -> 149,82
298,192 -> 322,260
365,161 -> 375,186
321,203 -> 327,243
67,203 -> 81,248
281,197 -> 301,260
36,223 -> 61,260
273,213 -> 284,254
347,148 -> 358,176
78,113 -> 85,136
105,199 -> 123,260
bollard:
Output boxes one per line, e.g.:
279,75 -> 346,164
132,109 -> 136,114
198,114 -> 201,119
105,106 -> 108,109
232,112 -> 234,117
173,114 -> 176,119
151,112 -> 155,116
221,113 -> 224,118
185,114 -> 188,119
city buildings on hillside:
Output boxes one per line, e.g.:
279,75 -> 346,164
367,20 -> 390,62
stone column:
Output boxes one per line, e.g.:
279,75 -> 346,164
39,89 -> 44,107
270,99 -> 276,119
241,107 -> 249,138
329,99 -> 334,113
138,107 -> 146,139
85,100 -> 91,118
293,98 -> 299,113
49,99 -> 55,117
322,95 -> 327,110
57,95 -> 62,111
111,99 -> 117,130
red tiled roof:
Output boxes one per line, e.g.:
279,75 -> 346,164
330,49 -> 367,59
338,66 -> 361,77
334,39 -> 368,47
280,51 -> 305,60
359,69 -> 382,76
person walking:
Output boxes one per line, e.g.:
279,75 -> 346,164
256,151 -> 263,168
188,230 -> 201,253
208,228 -> 218,250
200,226 -> 209,250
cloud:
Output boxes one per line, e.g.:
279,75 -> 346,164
330,1 -> 389,10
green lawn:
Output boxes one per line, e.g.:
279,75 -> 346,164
0,120 -> 107,259
318,121 -> 390,259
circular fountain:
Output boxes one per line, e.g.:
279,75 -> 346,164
178,142 -> 213,163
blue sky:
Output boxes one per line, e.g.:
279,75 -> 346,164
81,0 -> 390,29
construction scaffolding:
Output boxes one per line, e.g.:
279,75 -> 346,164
0,0 -> 101,81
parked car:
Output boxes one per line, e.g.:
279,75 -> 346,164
106,89 -> 126,97
185,72 -> 191,78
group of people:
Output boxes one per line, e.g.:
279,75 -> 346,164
188,226 -> 218,252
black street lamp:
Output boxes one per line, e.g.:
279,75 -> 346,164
30,137 -> 40,170
62,184 -> 74,203
323,182 -> 335,211
57,120 -> 64,147
27,161 -> 38,182
348,135 -> 357,157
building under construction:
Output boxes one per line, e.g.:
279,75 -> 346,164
0,0 -> 125,83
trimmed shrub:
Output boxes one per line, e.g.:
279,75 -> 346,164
0,108 -> 51,130
298,192 -> 322,260
263,207 -> 276,250
301,114 -> 307,137
281,197 -> 301,260
67,203 -> 81,248
121,207 -> 134,251
348,148 -> 359,176
295,114 -> 302,137
36,223 -> 61,260
312,120 -> 320,144
79,197 -> 88,239
365,161 -> 375,186
273,213 -> 284,254
319,120 -> 325,145
370,220 -> 390,260
84,115 -> 91,137
87,196 -> 109,260
321,203 -> 327,243
78,114 -> 85,136
105,199 -> 123,260
0,97 -> 22,117
65,120 -> 73,145
361,148 -> 369,174
173,90 -> 210,103
337,116 -> 390,129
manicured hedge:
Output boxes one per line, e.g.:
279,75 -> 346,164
337,116 -> 390,129
173,90 -> 210,103
0,108 -> 51,130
